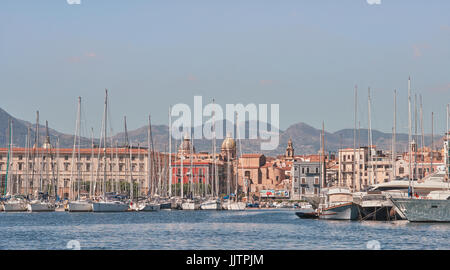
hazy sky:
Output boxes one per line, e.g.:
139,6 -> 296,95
1,0 -> 449,138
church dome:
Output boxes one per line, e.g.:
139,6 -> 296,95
221,134 -> 236,151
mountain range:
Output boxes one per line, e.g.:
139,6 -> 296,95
0,107 -> 445,156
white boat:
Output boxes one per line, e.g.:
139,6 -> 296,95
3,199 -> 28,212
92,201 -> 129,212
200,199 -> 221,210
318,188 -> 359,220
27,200 -> 56,212
390,190 -> 450,222
68,200 -> 93,212
223,201 -> 246,210
137,202 -> 161,211
181,200 -> 200,210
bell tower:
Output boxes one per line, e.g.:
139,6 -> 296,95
285,138 -> 294,160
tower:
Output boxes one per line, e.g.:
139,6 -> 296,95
285,138 -> 294,160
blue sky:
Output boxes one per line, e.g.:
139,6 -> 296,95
1,0 -> 449,138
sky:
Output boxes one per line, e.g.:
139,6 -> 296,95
1,0 -> 450,138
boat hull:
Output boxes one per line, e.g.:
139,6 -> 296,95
181,202 -> 200,210
223,202 -> 246,210
27,202 -> 56,212
200,201 -> 221,210
319,203 -> 359,220
92,202 -> 129,212
138,203 -> 160,211
391,198 -> 450,222
3,203 -> 28,212
68,202 -> 93,212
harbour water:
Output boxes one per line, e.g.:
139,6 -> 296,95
0,209 -> 449,250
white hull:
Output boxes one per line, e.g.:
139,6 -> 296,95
200,201 -> 221,210
181,202 -> 200,210
68,201 -> 93,212
27,202 -> 56,212
138,203 -> 160,211
391,198 -> 450,222
92,202 -> 129,212
319,203 -> 359,220
223,202 -> 246,210
3,202 -> 28,212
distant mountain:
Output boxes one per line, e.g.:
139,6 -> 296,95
0,108 -> 92,149
0,107 -> 445,156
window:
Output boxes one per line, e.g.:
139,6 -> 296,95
314,177 -> 319,185
399,167 -> 404,174
301,187 -> 305,194
301,177 -> 306,184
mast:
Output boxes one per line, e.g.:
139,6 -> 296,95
69,97 -> 81,201
103,89 -> 108,199
4,119 -> 12,196
212,99 -> 217,198
368,87 -> 373,186
322,121 -> 325,193
168,107 -> 172,197
234,112 -> 239,202
147,114 -> 155,197
408,77 -> 413,196
25,125 -> 31,196
90,128 -> 94,198
189,130 -> 194,198
353,85 -> 357,191
36,111 -> 42,194
392,90 -> 397,180
431,112 -> 434,176
414,94 -> 418,180
420,96 -> 424,179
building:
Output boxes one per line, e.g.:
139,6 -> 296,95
291,161 -> 322,200
0,146 -> 165,199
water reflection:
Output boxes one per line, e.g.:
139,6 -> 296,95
0,210 -> 448,250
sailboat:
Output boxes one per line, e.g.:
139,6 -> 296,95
135,115 -> 161,212
92,89 -> 129,212
68,97 -> 92,212
223,112 -> 246,210
27,113 -> 56,212
3,119 -> 28,212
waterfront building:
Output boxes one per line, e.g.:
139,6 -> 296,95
0,146 -> 167,199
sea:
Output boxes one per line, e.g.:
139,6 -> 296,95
0,209 -> 448,250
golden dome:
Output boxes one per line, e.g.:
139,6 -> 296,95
221,134 -> 236,151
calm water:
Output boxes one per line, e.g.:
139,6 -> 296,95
0,209 -> 448,250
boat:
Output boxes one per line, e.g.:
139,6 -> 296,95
390,190 -> 450,222
3,196 -> 28,212
200,199 -> 221,210
181,199 -> 200,210
27,200 -> 56,212
67,97 -> 93,213
92,200 -> 129,212
135,201 -> 160,211
223,200 -> 246,210
317,188 -> 359,220
295,208 -> 319,219
354,191 -> 402,221
68,200 -> 93,212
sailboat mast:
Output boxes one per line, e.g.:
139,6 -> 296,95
408,77 -> 413,196
431,112 -> 434,176
103,89 -> 108,199
392,90 -> 397,180
353,85 -> 357,191
420,96 -> 424,179
168,107 -> 172,198
212,99 -> 217,198
368,87 -> 373,186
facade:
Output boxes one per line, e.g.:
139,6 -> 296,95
291,161 -> 321,200
0,146 -> 167,199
